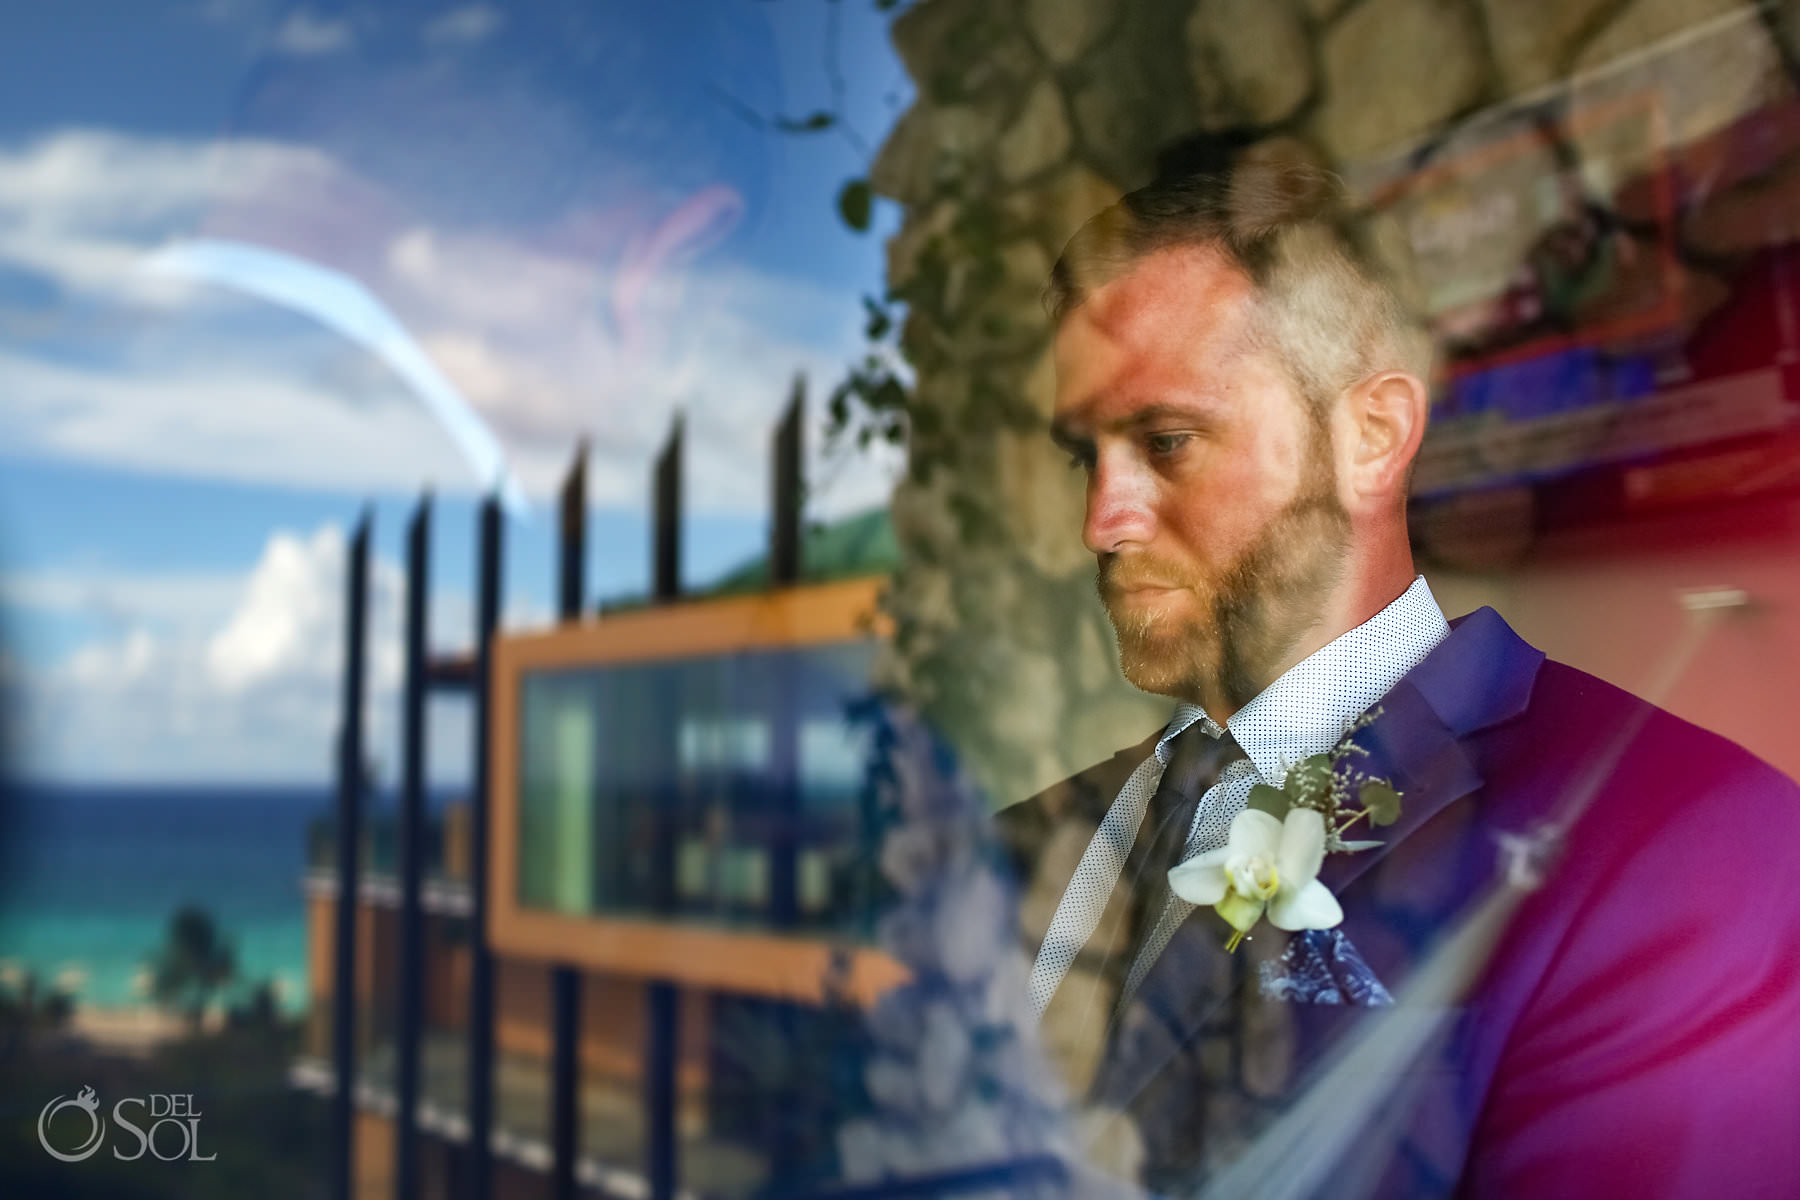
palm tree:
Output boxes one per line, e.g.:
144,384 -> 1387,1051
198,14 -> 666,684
149,906 -> 237,1032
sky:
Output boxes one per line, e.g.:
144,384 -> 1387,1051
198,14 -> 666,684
0,0 -> 913,784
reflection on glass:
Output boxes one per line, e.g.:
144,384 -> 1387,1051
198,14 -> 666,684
518,640 -> 878,936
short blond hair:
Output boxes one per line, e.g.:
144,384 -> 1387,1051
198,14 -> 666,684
1046,149 -> 1432,419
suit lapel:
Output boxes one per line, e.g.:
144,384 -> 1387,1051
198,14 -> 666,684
994,726 -> 1162,928
1322,605 -> 1542,893
1086,607 -> 1546,1119
994,728 -> 1163,1095
1314,676 -> 1483,896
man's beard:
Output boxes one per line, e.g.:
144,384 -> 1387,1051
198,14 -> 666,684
1098,471 -> 1351,711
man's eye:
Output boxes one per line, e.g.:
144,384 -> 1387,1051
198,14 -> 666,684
1147,432 -> 1192,456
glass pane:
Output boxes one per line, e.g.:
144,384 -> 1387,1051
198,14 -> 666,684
516,638 -> 879,936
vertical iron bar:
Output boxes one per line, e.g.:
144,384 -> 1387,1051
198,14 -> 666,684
771,375 -> 804,589
395,496 -> 430,1200
647,417 -> 682,1200
559,440 -> 587,619
466,496 -> 503,1200
550,973 -> 580,1200
332,512 -> 371,1200
768,382 -> 806,1183
646,986 -> 678,1200
551,446 -> 586,1200
768,380 -> 804,929
653,415 -> 683,603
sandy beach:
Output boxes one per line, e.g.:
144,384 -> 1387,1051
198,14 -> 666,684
67,1002 -> 226,1057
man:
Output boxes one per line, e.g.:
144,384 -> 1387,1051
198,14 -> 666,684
994,153 -> 1800,1197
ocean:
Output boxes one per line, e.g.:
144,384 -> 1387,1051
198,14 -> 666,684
0,782 -> 329,1016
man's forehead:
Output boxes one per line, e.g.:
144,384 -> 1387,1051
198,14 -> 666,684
1051,244 -> 1257,424
1083,243 -> 1249,327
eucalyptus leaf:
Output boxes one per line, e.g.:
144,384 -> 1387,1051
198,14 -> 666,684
1361,781 -> 1402,827
1247,783 -> 1290,819
837,178 -> 873,232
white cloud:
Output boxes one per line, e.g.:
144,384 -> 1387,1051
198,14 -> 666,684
206,524 -> 399,693
0,128 -> 903,519
0,344 -> 475,501
7,525 -> 390,781
0,565 -> 243,633
68,627 -> 158,688
0,129 -> 339,305
271,9 -> 355,56
424,5 -> 504,45
0,523 -> 547,783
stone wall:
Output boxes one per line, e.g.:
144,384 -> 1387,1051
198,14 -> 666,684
867,0 -> 1798,806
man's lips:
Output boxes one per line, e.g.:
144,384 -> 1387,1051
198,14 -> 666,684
1106,583 -> 1187,599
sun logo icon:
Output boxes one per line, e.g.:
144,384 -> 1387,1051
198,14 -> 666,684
38,1085 -> 106,1162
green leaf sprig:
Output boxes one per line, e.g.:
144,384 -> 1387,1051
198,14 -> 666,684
1244,708 -> 1402,854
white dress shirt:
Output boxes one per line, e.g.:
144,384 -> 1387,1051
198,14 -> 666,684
1028,575 -> 1452,1016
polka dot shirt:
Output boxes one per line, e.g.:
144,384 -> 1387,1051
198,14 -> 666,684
1028,576 -> 1452,1017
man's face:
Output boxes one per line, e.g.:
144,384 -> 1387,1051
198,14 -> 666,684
1051,245 -> 1351,711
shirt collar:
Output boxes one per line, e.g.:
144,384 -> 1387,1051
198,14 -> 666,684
1153,576 -> 1449,781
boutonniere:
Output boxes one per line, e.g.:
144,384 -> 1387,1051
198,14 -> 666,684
1168,709 -> 1402,952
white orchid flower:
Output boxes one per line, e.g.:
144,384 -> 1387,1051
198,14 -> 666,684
1168,806 -> 1344,951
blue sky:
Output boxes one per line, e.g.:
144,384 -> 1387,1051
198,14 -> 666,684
0,0 -> 911,783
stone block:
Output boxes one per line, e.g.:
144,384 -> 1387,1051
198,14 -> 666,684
995,423 -> 1091,580
1001,164 -> 1122,259
894,0 -> 1036,104
987,645 -> 1066,760
870,107 -> 934,206
1075,613 -> 1116,692
872,102 -> 1005,208
1069,22 -> 1200,188
891,0 -> 983,88
946,239 -> 1054,360
1025,0 -> 1124,65
885,201 -> 956,294
1186,0 -> 1313,127
996,77 -> 1075,185
1314,0 -> 1488,162
1572,0 -> 1752,76
1478,0 -> 1618,94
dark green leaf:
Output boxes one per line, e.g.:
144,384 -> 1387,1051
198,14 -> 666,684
872,377 -> 908,413
862,294 -> 891,340
838,178 -> 873,231
1246,784 -> 1290,819
1361,781 -> 1402,827
775,111 -> 837,135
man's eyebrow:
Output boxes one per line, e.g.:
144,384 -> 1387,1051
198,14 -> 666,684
1050,401 -> 1222,446
1121,401 -> 1223,429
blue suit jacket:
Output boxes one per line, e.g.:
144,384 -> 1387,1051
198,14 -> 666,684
994,607 -> 1800,1198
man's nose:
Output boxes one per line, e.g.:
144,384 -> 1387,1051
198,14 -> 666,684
1082,457 -> 1157,555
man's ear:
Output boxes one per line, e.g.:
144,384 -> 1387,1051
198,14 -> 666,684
1342,370 -> 1428,506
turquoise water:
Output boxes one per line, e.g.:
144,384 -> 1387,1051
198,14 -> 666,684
0,783 -> 328,1016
